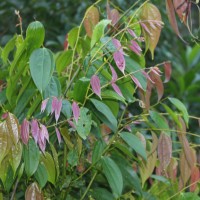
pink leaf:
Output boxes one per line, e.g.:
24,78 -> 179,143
55,127 -> 62,145
51,97 -> 57,114
72,102 -> 80,124
142,71 -> 155,84
190,166 -> 200,192
112,38 -> 123,53
38,132 -> 46,153
31,119 -> 39,144
55,99 -> 62,123
40,124 -> 49,143
131,75 -> 143,90
91,75 -> 101,99
21,119 -> 30,145
68,120 -> 75,129
1,112 -> 8,119
129,40 -> 142,56
41,98 -> 49,113
109,64 -> 118,82
128,29 -> 137,38
163,62 -> 172,83
140,22 -> 152,36
109,9 -> 120,26
113,51 -> 125,74
112,83 -> 123,97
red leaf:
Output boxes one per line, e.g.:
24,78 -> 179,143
190,166 -> 200,192
72,102 -> 80,124
113,51 -> 125,74
91,75 -> 101,99
150,70 -> 164,102
109,9 -> 120,26
163,62 -> 172,83
63,34 -> 68,50
21,119 -> 30,145
83,6 -> 99,38
166,0 -> 186,42
173,0 -> 191,25
111,83 -> 123,97
157,133 -> 172,171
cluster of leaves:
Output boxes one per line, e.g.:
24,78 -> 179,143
0,1 -> 200,199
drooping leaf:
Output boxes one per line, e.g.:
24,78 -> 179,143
168,97 -> 189,126
75,107 -> 92,140
29,48 -> 55,94
102,156 -> 123,198
157,133 -> 172,171
6,113 -> 20,145
163,62 -> 172,83
173,0 -> 191,25
83,6 -> 100,38
108,9 -> 120,26
23,139 -> 40,177
179,150 -> 191,188
139,3 -> 163,59
129,40 -> 142,56
72,102 -> 80,124
139,143 -> 157,186
91,75 -> 101,99
111,83 -> 123,97
90,98 -> 117,132
91,19 -> 111,48
41,99 -> 49,113
25,182 -> 44,200
31,119 -> 39,144
190,166 -> 200,192
119,132 -> 147,160
167,157 -> 178,181
113,51 -> 125,74
38,124 -> 49,153
41,152 -> 56,185
55,127 -> 62,145
9,142 -> 22,175
110,64 -> 118,82
21,119 -> 30,145
149,71 -> 164,102
166,0 -> 185,41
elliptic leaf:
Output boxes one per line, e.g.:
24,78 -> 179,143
29,48 -> 55,94
25,182 -> 44,200
92,140 -> 106,164
102,156 -> 123,198
34,163 -> 48,188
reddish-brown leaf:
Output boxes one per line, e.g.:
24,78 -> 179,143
180,150 -> 191,188
190,166 -> 200,192
166,0 -> 185,42
157,133 -> 172,171
83,6 -> 99,38
163,62 -> 172,83
173,0 -> 191,25
25,182 -> 44,200
167,158 -> 178,181
91,75 -> 101,99
150,71 -> 164,102
109,9 -> 120,26
139,3 -> 163,59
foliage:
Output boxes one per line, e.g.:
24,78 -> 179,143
0,0 -> 200,199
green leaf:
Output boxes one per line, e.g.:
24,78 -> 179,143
29,48 -> 55,94
75,107 -> 92,140
4,165 -> 14,192
26,21 -> 45,49
1,35 -> 16,63
119,132 -> 147,160
67,149 -> 79,167
34,163 -> 48,188
180,193 -> 200,200
91,19 -> 111,48
91,188 -> 114,200
41,152 -> 56,185
102,156 -> 123,198
68,27 -> 79,48
23,139 -> 40,177
73,77 -> 90,103
149,110 -> 170,136
90,98 -> 117,132
92,140 -> 106,164
61,100 -> 72,118
168,97 -> 189,126
101,90 -> 126,104
56,50 -> 73,75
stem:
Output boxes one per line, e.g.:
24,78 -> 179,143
80,171 -> 98,200
10,179 -> 19,200
63,144 -> 67,177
